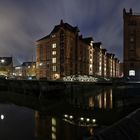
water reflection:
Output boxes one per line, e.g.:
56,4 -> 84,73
0,114 -> 5,120
0,85 -> 139,139
66,87 -> 113,110
92,88 -> 113,109
34,111 -> 95,140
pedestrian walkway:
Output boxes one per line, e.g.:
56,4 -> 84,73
93,108 -> 140,140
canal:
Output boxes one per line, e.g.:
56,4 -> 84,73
0,84 -> 139,140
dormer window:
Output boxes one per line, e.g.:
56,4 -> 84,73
52,34 -> 56,38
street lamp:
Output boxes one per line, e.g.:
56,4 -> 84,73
0,59 -> 5,63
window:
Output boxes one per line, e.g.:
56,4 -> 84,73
52,43 -> 56,49
129,70 -> 135,76
130,37 -> 134,42
128,20 -> 136,26
129,29 -> 135,35
130,63 -> 134,68
129,44 -> 135,50
51,34 -> 56,38
90,42 -> 93,46
90,50 -> 92,54
52,66 -> 56,71
90,59 -> 92,63
52,58 -> 56,63
40,46 -> 44,60
90,56 -> 92,59
39,62 -> 43,66
52,51 -> 56,55
129,51 -> 135,59
89,64 -> 92,68
52,118 -> 56,125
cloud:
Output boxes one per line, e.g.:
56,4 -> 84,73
0,0 -> 140,65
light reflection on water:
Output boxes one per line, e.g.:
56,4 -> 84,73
0,85 -> 139,139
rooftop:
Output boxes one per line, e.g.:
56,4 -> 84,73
37,20 -> 79,42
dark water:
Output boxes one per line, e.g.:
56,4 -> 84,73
0,85 -> 140,140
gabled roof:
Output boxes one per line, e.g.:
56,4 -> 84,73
22,62 -> 36,66
93,42 -> 102,46
93,42 -> 102,49
82,37 -> 93,45
106,53 -> 115,58
37,35 -> 50,42
51,20 -> 79,33
37,20 -> 79,42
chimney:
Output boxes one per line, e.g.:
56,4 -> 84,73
60,19 -> 63,25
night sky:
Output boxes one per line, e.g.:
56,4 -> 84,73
0,0 -> 140,65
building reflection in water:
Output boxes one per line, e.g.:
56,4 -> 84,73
96,88 -> 113,109
34,86 -> 140,140
51,117 -> 57,140
67,87 -> 113,110
35,111 -> 49,139
0,85 -> 139,140
35,112 -> 58,140
34,111 -> 96,140
34,89 -> 113,139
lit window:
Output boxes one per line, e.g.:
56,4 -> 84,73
52,51 -> 56,55
54,73 -> 59,79
99,66 -> 102,71
52,58 -> 56,63
90,42 -> 93,46
39,62 -> 43,66
52,66 -> 56,71
15,67 -> 22,70
52,43 -> 56,48
90,59 -> 92,63
19,73 -> 22,76
129,70 -> 135,76
90,41 -> 93,46
52,34 -> 56,38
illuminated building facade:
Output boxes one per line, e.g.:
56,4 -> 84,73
14,65 -> 22,79
123,8 -> 140,80
14,62 -> 36,79
36,20 -> 120,80
93,43 -> 120,78
93,42 -> 103,77
36,20 -> 94,80
79,37 -> 94,75
22,62 -> 36,79
0,57 -> 13,78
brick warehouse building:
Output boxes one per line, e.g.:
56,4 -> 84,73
36,20 -> 120,80
123,8 -> 140,80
